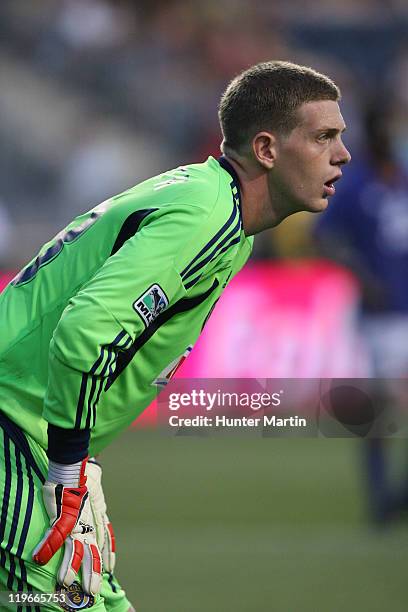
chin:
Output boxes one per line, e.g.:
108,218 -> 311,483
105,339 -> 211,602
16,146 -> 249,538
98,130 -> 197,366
304,197 -> 329,213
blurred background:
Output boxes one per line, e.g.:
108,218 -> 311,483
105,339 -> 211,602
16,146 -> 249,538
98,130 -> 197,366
1,0 -> 408,610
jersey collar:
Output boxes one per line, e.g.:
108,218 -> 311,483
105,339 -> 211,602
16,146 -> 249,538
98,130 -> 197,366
217,156 -> 242,212
218,155 -> 241,188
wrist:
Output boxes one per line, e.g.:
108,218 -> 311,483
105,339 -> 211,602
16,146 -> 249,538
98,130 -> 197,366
47,457 -> 88,487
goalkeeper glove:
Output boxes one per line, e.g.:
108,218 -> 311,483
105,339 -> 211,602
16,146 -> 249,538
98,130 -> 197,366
86,458 -> 116,573
32,456 -> 102,595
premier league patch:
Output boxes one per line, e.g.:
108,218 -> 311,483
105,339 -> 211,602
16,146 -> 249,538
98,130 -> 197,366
56,582 -> 95,610
133,283 -> 169,327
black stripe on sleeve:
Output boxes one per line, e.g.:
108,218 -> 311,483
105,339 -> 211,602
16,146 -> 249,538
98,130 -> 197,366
180,156 -> 242,283
0,412 -> 45,483
18,559 -> 28,611
184,274 -> 203,290
0,430 -> 12,568
183,235 -> 241,290
7,550 -> 15,590
180,205 -> 237,278
110,209 -> 158,256
5,445 -> 23,553
218,235 -> 241,255
75,373 -> 89,429
85,374 -> 99,430
0,420 -> 41,606
16,458 -> 35,559
182,214 -> 241,282
91,334 -> 133,426
75,330 -> 129,429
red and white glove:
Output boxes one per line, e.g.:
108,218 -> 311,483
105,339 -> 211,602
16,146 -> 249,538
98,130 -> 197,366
32,457 -> 102,595
86,458 -> 116,573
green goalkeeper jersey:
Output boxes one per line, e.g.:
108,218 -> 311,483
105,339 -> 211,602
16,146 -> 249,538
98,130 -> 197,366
0,156 -> 253,457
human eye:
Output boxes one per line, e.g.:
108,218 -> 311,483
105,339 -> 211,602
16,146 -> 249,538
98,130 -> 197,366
317,132 -> 331,142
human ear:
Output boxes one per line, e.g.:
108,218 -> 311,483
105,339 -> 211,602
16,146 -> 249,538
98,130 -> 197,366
251,132 -> 276,169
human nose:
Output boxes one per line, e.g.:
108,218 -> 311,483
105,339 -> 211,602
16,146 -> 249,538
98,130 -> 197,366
334,139 -> 351,166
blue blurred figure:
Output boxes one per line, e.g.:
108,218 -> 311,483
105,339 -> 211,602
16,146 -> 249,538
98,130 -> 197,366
315,98 -> 408,524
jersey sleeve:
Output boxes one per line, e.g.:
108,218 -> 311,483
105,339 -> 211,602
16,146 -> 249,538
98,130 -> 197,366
43,204 -> 208,459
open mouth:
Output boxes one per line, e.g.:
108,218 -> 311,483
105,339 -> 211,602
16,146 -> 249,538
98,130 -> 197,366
323,174 -> 341,198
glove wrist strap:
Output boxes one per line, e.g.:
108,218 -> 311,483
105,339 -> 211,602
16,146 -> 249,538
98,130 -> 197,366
48,457 -> 88,487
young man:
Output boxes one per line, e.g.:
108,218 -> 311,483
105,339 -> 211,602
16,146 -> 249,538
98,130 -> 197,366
0,61 -> 350,610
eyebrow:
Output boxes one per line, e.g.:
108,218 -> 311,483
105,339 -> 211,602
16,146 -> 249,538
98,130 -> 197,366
316,126 -> 347,135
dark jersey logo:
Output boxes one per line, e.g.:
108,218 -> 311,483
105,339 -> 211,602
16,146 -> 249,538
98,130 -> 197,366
133,283 -> 169,327
56,581 -> 95,610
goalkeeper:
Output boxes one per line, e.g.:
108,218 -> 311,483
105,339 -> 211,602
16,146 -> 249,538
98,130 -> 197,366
0,61 -> 350,610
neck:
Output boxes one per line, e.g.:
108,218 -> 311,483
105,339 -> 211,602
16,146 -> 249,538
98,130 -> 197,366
222,154 -> 287,236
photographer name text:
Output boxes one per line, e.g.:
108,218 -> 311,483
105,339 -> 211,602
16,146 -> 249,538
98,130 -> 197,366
168,415 -> 307,428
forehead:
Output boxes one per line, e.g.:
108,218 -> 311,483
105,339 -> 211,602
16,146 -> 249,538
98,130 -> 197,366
296,100 -> 346,132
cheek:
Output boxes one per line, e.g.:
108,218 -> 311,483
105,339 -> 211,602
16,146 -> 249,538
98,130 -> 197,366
290,148 -> 314,175
294,153 -> 323,185
274,147 -> 321,198
289,161 -> 315,193
281,152 -> 307,182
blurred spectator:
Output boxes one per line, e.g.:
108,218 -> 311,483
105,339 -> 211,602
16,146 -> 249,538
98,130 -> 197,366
54,0 -> 125,52
55,114 -> 170,221
314,98 -> 408,523
316,99 -> 408,360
